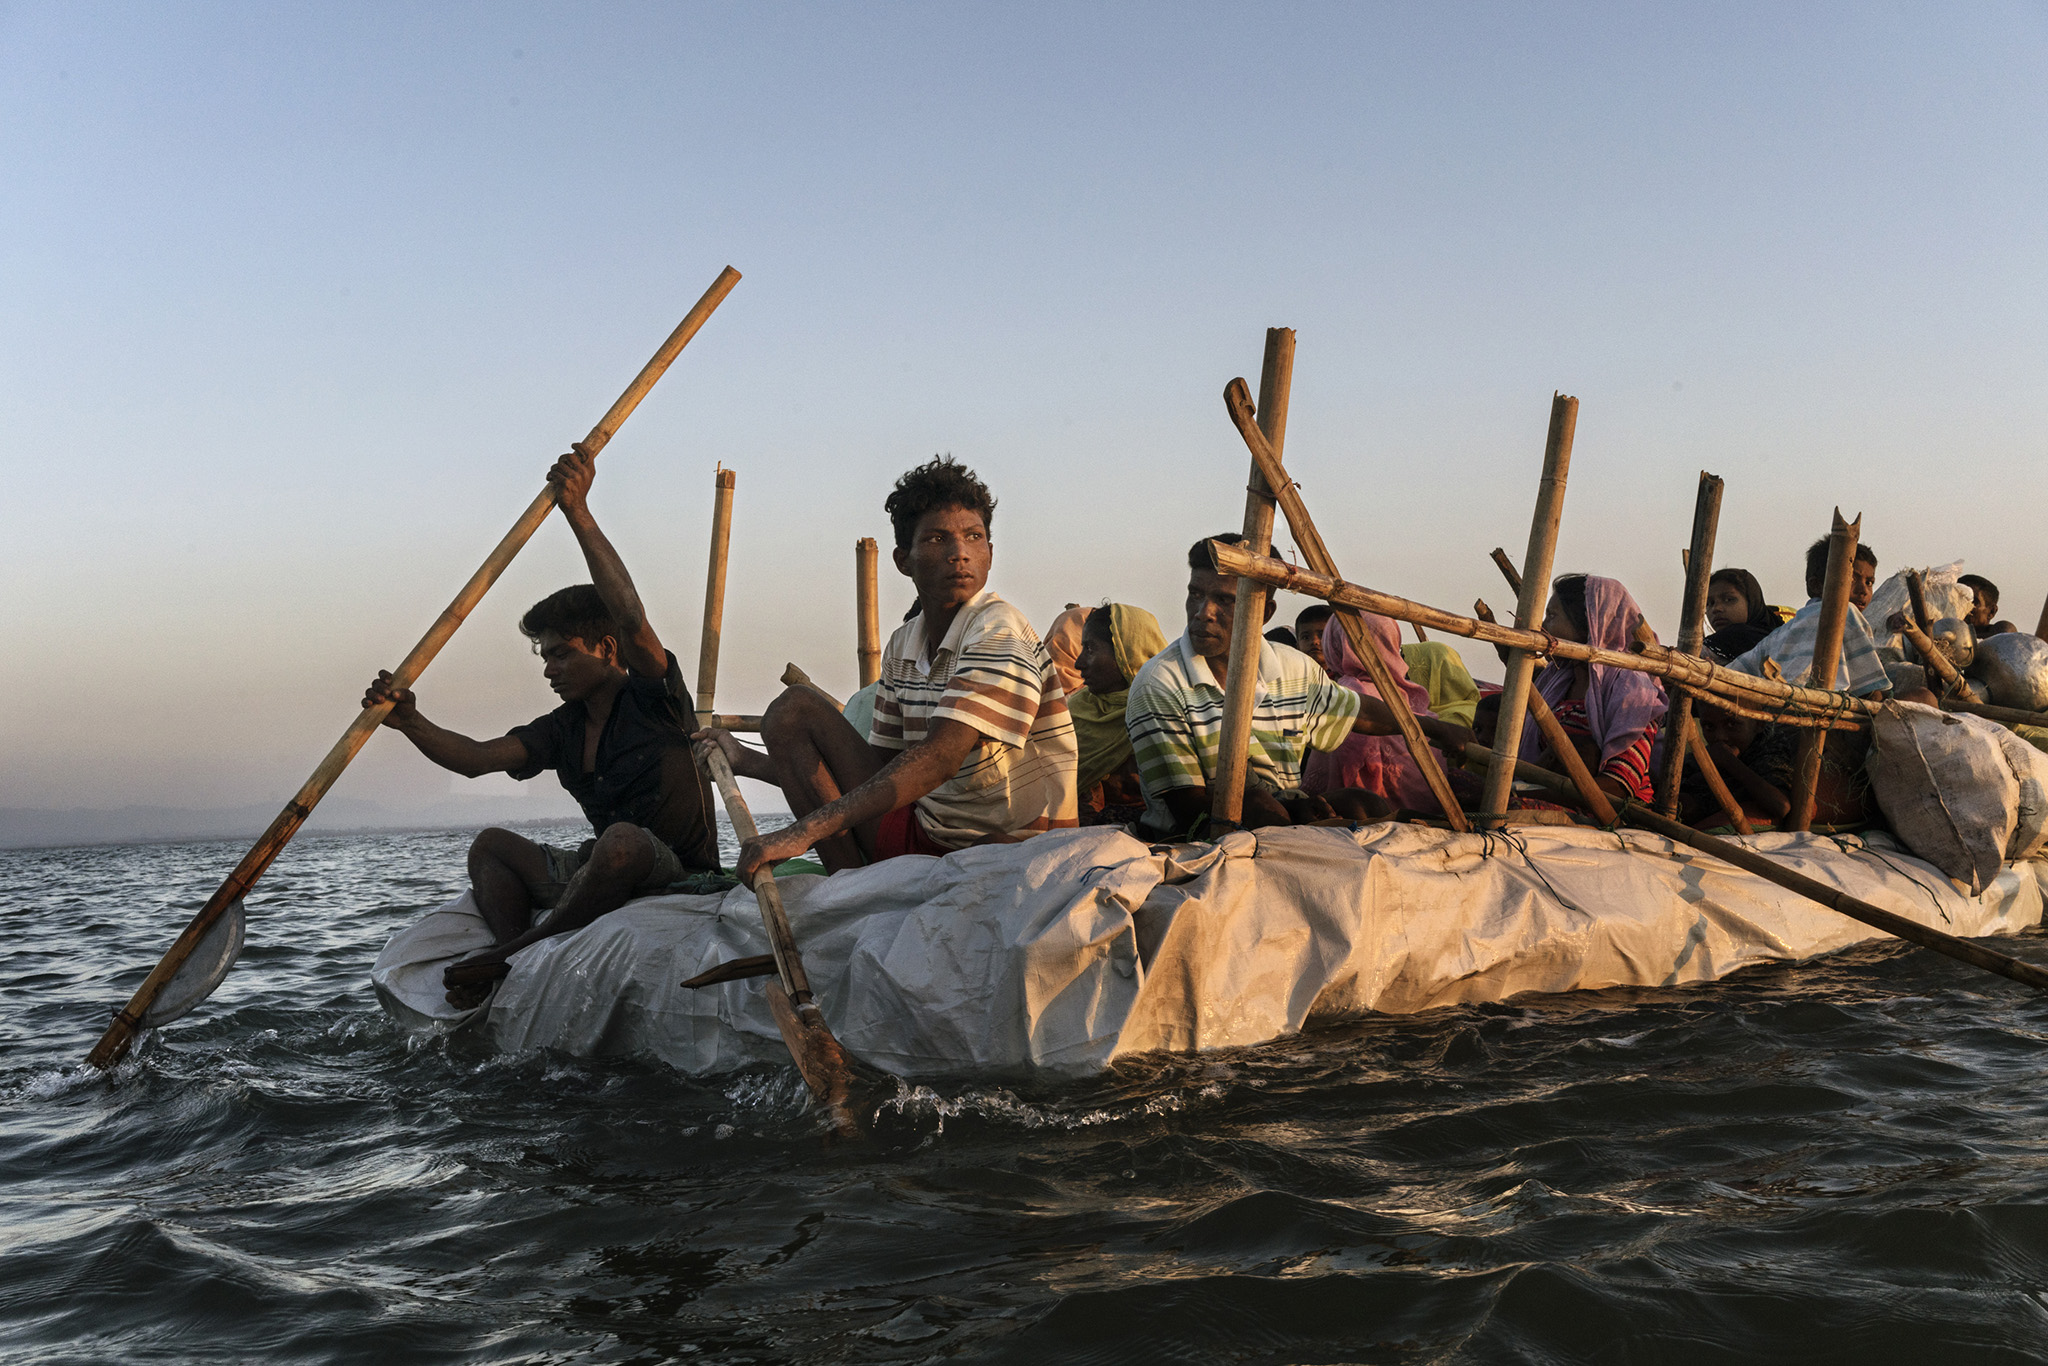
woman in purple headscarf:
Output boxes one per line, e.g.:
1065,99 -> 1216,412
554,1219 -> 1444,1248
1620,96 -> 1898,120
1304,611 -> 1472,815
1523,574 -> 1667,804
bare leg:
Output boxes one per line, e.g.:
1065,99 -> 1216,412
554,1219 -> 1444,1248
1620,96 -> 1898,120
445,822 -> 657,995
758,686 -> 889,871
467,827 -> 554,943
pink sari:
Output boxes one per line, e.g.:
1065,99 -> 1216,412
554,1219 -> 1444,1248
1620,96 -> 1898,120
1303,612 -> 1440,810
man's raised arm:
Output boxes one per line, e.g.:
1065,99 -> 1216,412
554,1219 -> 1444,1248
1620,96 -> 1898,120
550,443 -> 667,679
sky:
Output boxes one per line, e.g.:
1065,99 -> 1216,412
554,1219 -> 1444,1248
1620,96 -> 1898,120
3,2 -> 2045,826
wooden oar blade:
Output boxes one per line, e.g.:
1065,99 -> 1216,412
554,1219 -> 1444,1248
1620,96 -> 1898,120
140,898 -> 246,1027
765,982 -> 867,1138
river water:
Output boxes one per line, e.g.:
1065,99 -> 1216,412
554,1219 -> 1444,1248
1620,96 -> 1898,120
5,823 -> 2048,1363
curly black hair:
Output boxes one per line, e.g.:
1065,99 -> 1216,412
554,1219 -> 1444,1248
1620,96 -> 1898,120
1188,531 -> 1248,572
519,584 -> 619,650
885,456 -> 997,549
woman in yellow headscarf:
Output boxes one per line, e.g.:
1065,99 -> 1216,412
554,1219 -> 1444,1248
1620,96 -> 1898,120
1068,603 -> 1169,817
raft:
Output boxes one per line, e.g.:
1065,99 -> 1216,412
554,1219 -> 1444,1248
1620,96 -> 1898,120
372,825 -> 2048,1079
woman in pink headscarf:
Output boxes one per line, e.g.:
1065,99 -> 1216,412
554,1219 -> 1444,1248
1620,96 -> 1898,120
1521,574 -> 1667,804
1303,611 -> 1463,814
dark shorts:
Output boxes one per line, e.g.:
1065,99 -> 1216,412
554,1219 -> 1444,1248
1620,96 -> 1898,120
534,825 -> 685,908
874,804 -> 949,860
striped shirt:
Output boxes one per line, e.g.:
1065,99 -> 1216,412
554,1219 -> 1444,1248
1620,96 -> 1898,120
1124,631 -> 1361,836
870,590 -> 1079,850
1728,599 -> 1893,697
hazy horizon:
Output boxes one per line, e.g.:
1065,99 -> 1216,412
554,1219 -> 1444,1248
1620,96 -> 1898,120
6,3 -> 2045,827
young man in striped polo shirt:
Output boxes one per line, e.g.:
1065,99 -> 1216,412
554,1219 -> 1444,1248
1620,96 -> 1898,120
700,457 -> 1077,883
1124,534 -> 1474,837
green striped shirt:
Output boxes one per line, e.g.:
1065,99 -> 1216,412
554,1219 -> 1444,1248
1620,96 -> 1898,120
1124,632 -> 1359,835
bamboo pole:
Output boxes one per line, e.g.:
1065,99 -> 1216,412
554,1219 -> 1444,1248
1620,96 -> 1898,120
1787,510 -> 1860,832
1222,378 -> 1469,829
1906,569 -> 1934,633
695,465 -> 737,727
1210,328 -> 1294,826
1519,685 -> 1618,825
855,537 -> 882,689
1461,742 -> 2048,994
1898,613 -> 1980,703
695,741 -> 865,1137
1655,473 -> 1725,816
1207,541 -> 1882,724
1942,697 -> 2048,729
1686,725 -> 1756,835
1670,681 -> 1864,731
1483,395 -> 1579,823
85,266 -> 744,1070
2036,588 -> 2048,642
780,662 -> 843,711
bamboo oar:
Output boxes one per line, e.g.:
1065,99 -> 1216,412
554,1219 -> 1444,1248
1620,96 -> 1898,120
85,266 -> 743,1070
1222,380 -> 1468,830
1211,329 -> 1294,826
1461,742 -> 2048,993
855,538 -> 882,689
1485,395 -> 1579,822
2036,587 -> 2048,642
1655,474 -> 1725,816
1906,568 -> 1935,634
695,741 -> 865,1136
695,466 -> 738,728
1210,541 -> 1881,725
1788,511 -> 1860,832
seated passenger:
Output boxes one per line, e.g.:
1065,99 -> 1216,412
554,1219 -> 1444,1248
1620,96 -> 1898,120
1399,640 -> 1482,726
1727,538 -> 1892,696
1293,603 -> 1334,671
1069,603 -> 1170,824
1687,703 -> 1795,830
1305,614 -> 1480,817
1959,573 -> 2018,637
1523,575 -> 1668,805
1043,604 -> 1089,698
700,458 -> 1077,882
1702,567 -> 1775,662
1123,535 -> 1473,836
360,445 -> 720,1005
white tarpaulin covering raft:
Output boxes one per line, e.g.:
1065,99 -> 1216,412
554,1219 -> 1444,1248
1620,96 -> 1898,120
373,825 -> 2048,1079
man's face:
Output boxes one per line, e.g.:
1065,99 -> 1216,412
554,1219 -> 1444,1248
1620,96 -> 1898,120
1967,587 -> 1997,629
536,630 -> 621,704
1186,567 -> 1253,662
894,505 -> 992,612
1850,559 -> 1876,610
1295,616 -> 1328,669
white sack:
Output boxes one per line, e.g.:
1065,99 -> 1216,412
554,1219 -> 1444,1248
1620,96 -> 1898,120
374,824 -> 2046,1080
1865,701 -> 2041,891
1970,633 -> 2048,713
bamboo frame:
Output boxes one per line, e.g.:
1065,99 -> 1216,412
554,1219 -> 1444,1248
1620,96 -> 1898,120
1211,329 -> 1294,825
86,265 -> 744,1071
1787,510 -> 1859,832
1221,379 -> 1469,830
1655,473 -> 1724,816
1484,395 -> 1578,821
1209,541 -> 1880,726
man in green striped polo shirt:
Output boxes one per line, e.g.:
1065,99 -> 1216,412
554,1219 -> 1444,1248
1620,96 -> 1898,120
1124,534 -> 1473,837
